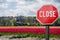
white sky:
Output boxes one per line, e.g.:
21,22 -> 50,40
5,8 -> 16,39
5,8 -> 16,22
0,0 -> 60,17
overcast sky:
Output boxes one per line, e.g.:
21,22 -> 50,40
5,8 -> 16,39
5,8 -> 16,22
0,0 -> 60,17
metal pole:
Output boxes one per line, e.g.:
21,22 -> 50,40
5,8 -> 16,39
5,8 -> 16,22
46,25 -> 49,40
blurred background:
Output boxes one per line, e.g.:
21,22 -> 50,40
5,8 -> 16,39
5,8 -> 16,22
0,16 -> 60,26
0,0 -> 60,26
0,0 -> 60,40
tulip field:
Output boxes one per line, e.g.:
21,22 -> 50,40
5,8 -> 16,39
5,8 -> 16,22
0,26 -> 60,35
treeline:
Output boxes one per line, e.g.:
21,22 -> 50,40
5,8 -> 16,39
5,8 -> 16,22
0,16 -> 60,26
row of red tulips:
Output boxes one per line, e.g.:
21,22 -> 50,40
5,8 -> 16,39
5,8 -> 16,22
0,26 -> 60,35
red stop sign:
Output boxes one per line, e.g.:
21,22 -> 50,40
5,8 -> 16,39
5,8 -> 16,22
36,5 -> 58,25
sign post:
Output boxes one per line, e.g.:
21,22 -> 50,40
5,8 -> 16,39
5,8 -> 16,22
36,4 -> 58,40
46,25 -> 49,40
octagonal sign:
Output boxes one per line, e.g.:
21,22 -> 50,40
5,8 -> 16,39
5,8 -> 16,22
36,5 -> 58,25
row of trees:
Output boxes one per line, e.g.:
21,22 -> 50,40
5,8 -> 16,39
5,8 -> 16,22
0,16 -> 60,26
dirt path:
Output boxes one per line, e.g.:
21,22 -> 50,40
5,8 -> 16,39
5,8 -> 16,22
0,36 -> 60,40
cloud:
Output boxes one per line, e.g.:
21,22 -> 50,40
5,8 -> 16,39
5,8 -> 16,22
0,3 -> 8,9
0,0 -> 60,17
54,0 -> 60,3
0,0 -> 3,3
6,0 -> 16,2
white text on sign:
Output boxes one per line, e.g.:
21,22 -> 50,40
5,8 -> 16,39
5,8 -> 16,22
39,11 -> 56,17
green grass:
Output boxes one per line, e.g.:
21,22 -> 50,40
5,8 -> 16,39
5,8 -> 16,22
0,33 -> 60,38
